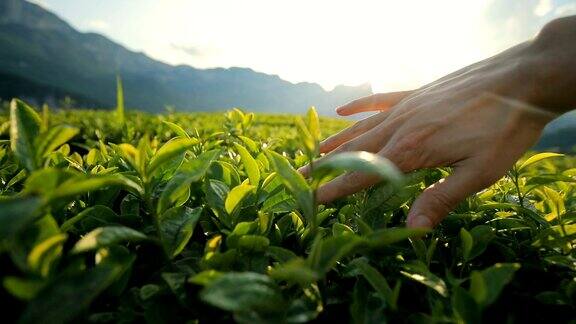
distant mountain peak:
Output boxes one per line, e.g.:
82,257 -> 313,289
0,0 -> 372,115
0,0 -> 73,32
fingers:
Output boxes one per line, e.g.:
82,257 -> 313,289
313,144 -> 408,204
406,166 -> 493,229
335,90 -> 414,116
299,121 -> 389,178
316,171 -> 381,204
320,111 -> 388,154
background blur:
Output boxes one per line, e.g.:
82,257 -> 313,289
33,0 -> 576,92
0,0 -> 575,149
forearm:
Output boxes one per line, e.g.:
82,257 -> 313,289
526,15 -> 576,114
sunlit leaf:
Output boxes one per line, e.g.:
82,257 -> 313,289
401,262 -> 448,297
72,226 -> 147,253
233,142 -> 261,186
27,233 -> 67,277
10,99 -> 41,171
518,152 -> 563,171
313,151 -> 404,185
35,125 -> 79,162
163,120 -> 190,138
225,182 -> 255,216
265,150 -> 314,224
147,137 -> 199,176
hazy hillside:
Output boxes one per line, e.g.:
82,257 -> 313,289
0,0 -> 371,114
535,111 -> 576,152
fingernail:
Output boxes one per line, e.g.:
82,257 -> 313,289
297,166 -> 308,175
408,215 -> 432,228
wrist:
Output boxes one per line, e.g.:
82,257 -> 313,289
523,16 -> 576,114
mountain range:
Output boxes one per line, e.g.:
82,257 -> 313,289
0,0 -> 574,151
0,0 -> 371,114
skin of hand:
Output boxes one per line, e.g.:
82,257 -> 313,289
299,15 -> 576,229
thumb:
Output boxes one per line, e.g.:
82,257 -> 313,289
406,167 -> 492,228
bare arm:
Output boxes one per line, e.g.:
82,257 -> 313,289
299,15 -> 576,229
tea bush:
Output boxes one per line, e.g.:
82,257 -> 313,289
0,100 -> 574,323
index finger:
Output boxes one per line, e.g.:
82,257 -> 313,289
336,90 -> 414,116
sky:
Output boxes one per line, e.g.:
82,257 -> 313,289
32,0 -> 576,92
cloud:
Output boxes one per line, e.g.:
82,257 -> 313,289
86,19 -> 110,31
171,43 -> 211,57
534,0 -> 553,16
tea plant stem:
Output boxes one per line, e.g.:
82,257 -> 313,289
143,181 -> 169,260
511,167 -> 524,208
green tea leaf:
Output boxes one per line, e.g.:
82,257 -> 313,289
35,125 -> 79,162
452,286 -> 481,324
0,196 -> 43,241
116,75 -> 125,125
469,263 -> 520,307
401,262 -> 448,297
265,150 -> 314,224
332,223 -> 355,236
27,233 -> 67,277
307,234 -> 363,274
467,225 -> 495,260
518,152 -> 563,171
233,142 -> 261,186
61,205 -> 121,232
189,270 -> 223,286
10,99 -> 41,171
364,227 -> 429,248
159,206 -> 202,258
306,106 -> 320,143
261,190 -> 296,214
347,258 -> 396,309
72,226 -> 147,253
19,247 -> 135,324
200,272 -> 285,312
270,258 -> 319,284
49,174 -> 144,202
158,149 -> 219,214
3,276 -> 45,301
204,179 -> 230,221
267,246 -> 298,263
460,228 -> 473,262
225,182 -> 255,216
147,137 -> 199,176
226,221 -> 258,248
163,120 -> 190,138
237,235 -> 270,253
313,151 -> 404,185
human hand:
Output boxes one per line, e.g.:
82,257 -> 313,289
299,42 -> 561,229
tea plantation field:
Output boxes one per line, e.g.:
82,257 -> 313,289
0,100 -> 574,323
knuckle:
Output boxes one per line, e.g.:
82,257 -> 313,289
427,188 -> 457,213
349,121 -> 365,134
395,131 -> 425,151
